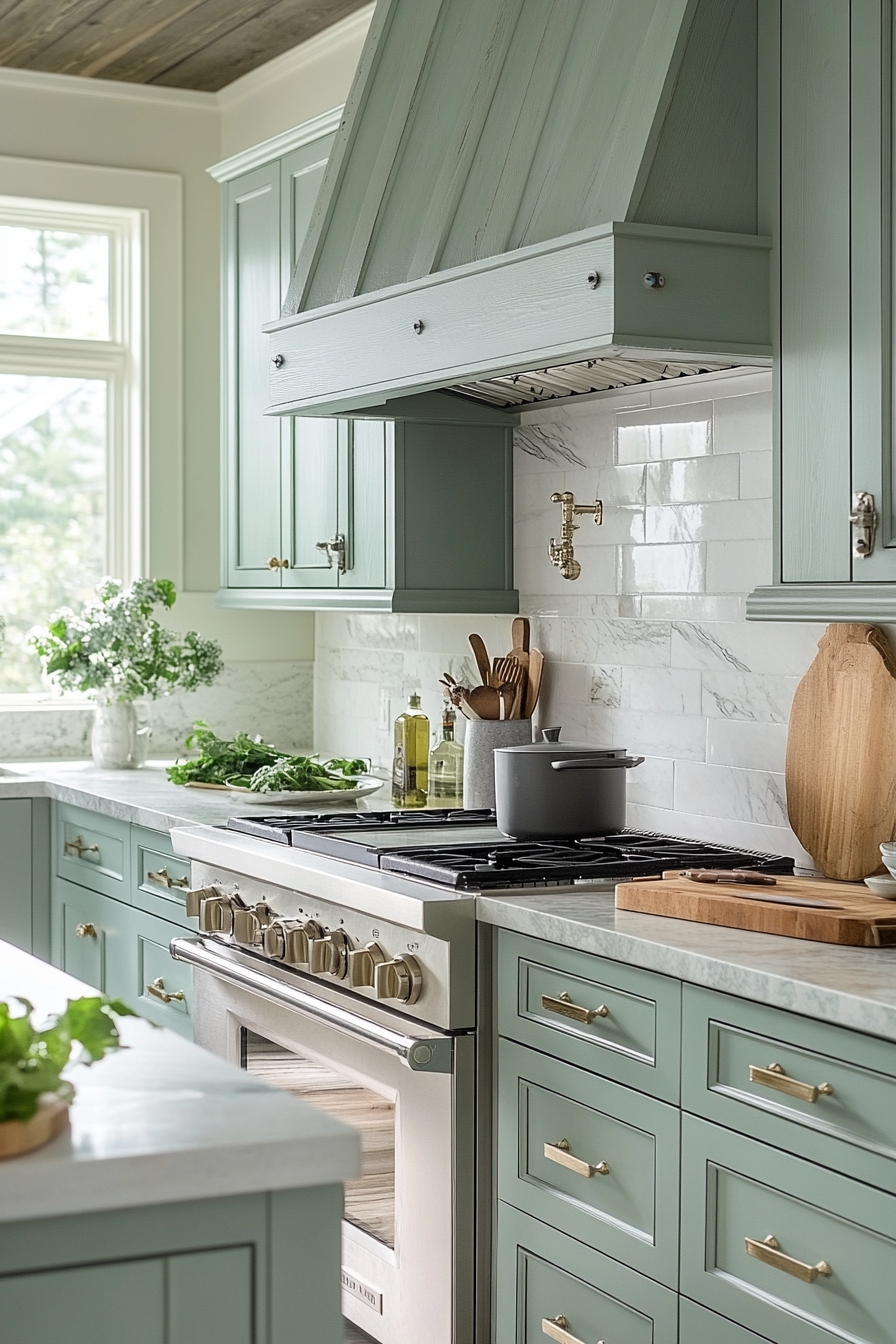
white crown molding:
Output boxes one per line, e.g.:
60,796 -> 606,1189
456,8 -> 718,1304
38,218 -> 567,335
207,105 -> 344,181
215,2 -> 375,112
0,62 -> 216,110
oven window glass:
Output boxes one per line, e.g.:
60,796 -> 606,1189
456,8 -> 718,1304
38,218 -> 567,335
244,1030 -> 396,1248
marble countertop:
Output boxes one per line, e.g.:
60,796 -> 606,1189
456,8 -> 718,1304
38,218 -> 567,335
0,941 -> 360,1223
478,890 -> 896,1043
0,759 -> 392,833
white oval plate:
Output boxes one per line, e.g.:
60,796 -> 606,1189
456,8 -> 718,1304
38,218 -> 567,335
227,776 -> 384,806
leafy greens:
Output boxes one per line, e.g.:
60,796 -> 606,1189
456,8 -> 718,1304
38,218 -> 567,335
0,995 -> 137,1124
166,722 -> 370,792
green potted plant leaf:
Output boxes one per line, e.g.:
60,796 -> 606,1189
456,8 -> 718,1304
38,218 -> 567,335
0,994 -> 137,1160
30,578 -> 224,768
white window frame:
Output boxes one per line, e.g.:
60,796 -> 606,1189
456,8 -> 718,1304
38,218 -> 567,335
0,194 -> 144,582
0,154 -> 182,704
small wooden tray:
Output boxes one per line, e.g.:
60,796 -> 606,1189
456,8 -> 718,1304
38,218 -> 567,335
615,871 -> 896,947
0,1094 -> 70,1160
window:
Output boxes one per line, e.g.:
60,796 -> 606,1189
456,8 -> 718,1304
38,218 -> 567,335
0,197 -> 143,692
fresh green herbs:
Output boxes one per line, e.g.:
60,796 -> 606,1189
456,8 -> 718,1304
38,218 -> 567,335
30,578 -> 223,702
0,995 -> 137,1124
166,723 -> 370,792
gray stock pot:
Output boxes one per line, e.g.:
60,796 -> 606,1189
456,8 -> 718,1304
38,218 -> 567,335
494,727 -> 644,840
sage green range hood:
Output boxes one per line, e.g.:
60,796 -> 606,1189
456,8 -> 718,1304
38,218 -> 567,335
265,0 -> 770,419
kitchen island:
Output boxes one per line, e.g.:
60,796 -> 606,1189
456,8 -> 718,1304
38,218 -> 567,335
0,940 -> 359,1344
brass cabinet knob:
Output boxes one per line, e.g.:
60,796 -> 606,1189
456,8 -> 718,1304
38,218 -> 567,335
347,941 -> 386,988
146,977 -> 185,1004
75,922 -> 97,939
267,556 -> 289,569
374,953 -> 422,1004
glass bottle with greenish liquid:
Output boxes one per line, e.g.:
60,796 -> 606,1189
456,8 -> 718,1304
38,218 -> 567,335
392,693 -> 429,807
429,699 -> 464,809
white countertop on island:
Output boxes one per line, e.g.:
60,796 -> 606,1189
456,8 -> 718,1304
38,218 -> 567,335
0,941 -> 359,1224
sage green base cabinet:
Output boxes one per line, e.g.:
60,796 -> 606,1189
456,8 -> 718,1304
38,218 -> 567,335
493,929 -> 896,1344
495,1203 -> 678,1344
50,802 -> 194,1037
0,797 -> 50,958
213,114 -> 518,614
0,1185 -> 343,1344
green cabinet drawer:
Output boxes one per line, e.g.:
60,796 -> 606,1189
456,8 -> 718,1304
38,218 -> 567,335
681,1114 -> 896,1344
497,930 -> 681,1100
51,878 -> 136,999
495,1202 -> 678,1344
679,1298 -> 772,1344
55,802 -> 128,899
682,985 -> 896,1188
497,1038 -> 679,1286
131,907 -> 193,1037
132,825 -> 193,926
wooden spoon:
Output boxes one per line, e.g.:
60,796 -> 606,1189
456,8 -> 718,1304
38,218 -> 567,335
511,617 -> 530,654
469,633 -> 492,686
523,648 -> 544,719
466,684 -> 502,719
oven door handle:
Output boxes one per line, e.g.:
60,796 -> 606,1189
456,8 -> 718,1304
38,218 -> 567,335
169,937 -> 453,1072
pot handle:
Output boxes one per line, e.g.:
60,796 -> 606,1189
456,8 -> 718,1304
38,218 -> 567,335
551,756 -> 645,772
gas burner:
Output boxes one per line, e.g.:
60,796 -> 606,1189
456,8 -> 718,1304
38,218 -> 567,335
226,808 -> 496,845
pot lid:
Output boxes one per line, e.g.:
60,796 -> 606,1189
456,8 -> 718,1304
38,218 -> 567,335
496,728 -> 626,756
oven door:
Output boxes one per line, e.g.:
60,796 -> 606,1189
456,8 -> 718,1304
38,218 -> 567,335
171,937 -> 474,1344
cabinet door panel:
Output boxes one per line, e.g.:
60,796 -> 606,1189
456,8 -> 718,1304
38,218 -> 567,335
0,799 -> 32,952
226,162 -> 283,585
282,416 -> 339,584
168,1246 -> 253,1344
343,418 -> 388,589
280,135 -> 335,284
0,1255 -> 164,1344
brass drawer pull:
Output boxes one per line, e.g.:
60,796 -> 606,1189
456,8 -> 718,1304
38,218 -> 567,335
542,1316 -> 601,1344
65,836 -> 100,859
542,991 -> 608,1024
544,1138 -> 609,1179
75,922 -> 97,939
745,1234 -> 832,1283
750,1061 -> 833,1104
147,866 -> 189,890
146,977 -> 186,1004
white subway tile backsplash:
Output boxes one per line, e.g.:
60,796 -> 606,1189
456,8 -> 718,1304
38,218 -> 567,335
645,454 -> 739,505
616,400 -> 713,463
705,538 -> 773,591
674,760 -> 788,828
562,618 -> 671,666
645,499 -> 771,544
313,370 -> 818,859
620,542 -> 705,594
712,390 -> 773,454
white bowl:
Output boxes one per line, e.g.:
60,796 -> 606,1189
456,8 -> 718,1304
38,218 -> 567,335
879,841 -> 896,883
865,872 -> 896,899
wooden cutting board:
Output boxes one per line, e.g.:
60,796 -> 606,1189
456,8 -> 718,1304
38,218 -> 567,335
785,623 -> 896,881
616,871 -> 896,946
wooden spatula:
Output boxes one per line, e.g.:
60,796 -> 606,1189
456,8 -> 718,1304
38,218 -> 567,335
468,634 -> 491,686
523,648 -> 544,718
512,617 -> 530,654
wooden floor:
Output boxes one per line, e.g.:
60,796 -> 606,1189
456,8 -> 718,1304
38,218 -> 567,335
344,1321 -> 378,1344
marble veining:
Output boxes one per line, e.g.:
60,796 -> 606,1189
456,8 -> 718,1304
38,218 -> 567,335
477,892 -> 896,1043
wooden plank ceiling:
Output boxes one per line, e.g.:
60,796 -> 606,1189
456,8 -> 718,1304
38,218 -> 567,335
0,0 -> 370,92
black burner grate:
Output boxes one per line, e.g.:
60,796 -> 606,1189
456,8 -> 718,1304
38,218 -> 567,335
226,808 -> 496,844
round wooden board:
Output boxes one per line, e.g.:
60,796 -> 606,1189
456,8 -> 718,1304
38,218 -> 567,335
785,623 -> 896,881
0,1094 -> 70,1160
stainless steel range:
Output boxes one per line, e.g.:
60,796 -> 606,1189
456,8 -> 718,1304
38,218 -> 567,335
170,810 -> 792,1344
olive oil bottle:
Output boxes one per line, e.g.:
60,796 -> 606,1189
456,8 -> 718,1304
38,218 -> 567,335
392,692 -> 429,807
429,699 -> 464,808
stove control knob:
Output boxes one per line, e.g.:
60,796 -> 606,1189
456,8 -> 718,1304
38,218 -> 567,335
186,885 -> 222,920
310,928 -> 351,978
347,941 -> 386,988
374,954 -> 422,1005
199,893 -> 237,935
232,902 -> 275,948
262,918 -> 322,965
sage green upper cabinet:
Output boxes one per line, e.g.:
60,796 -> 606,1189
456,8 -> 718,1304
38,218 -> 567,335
212,112 -> 518,614
749,0 -> 896,620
